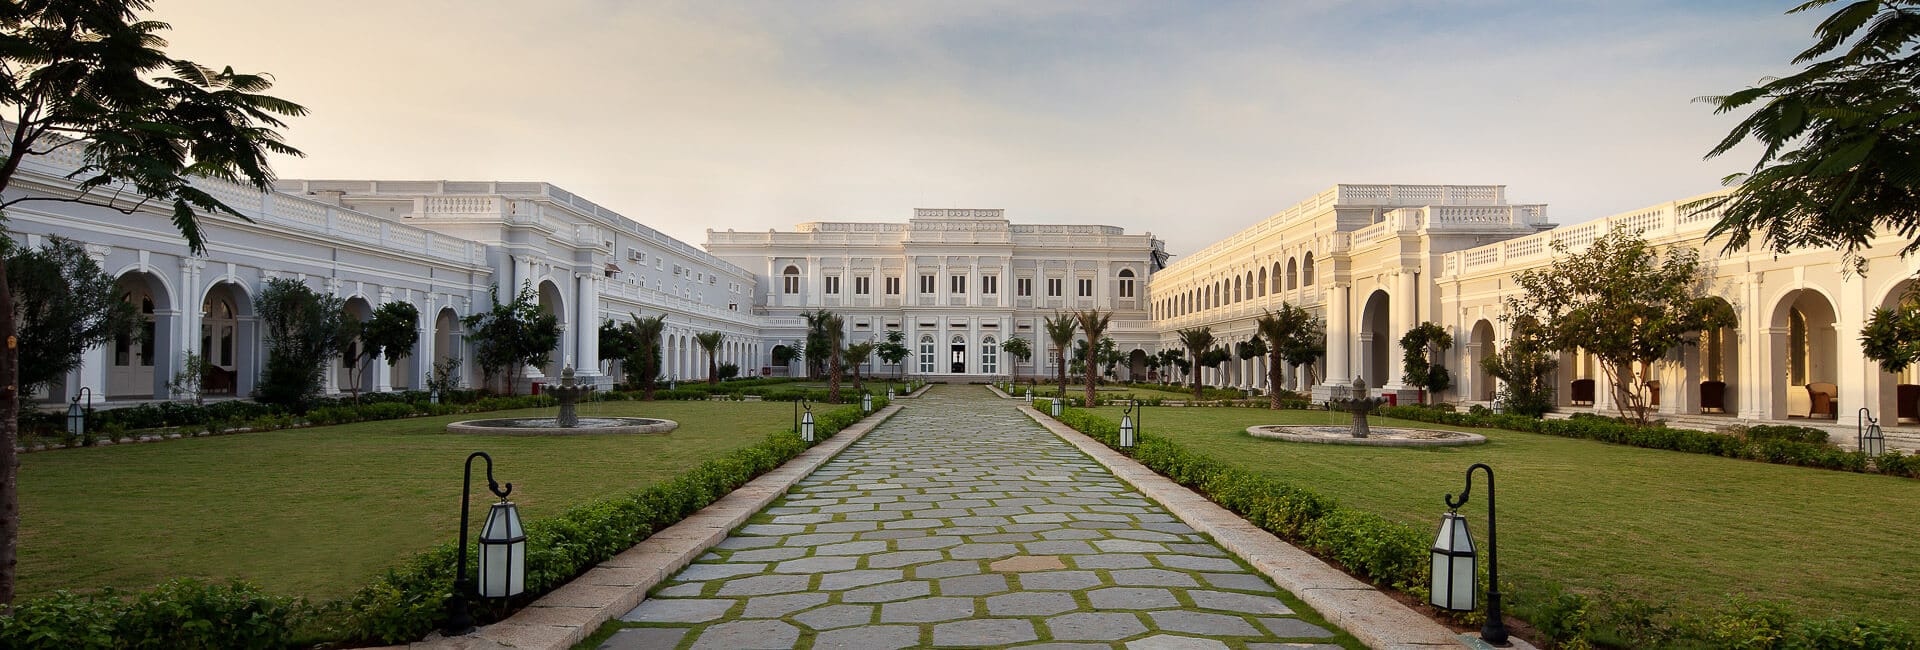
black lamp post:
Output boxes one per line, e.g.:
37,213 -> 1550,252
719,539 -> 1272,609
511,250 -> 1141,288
66,387 -> 93,441
800,399 -> 815,443
445,451 -> 524,636
1434,462 -> 1508,646
1859,408 -> 1887,456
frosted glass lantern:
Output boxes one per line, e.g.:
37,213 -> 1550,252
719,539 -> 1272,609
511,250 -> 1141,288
477,501 -> 526,598
1429,511 -> 1476,611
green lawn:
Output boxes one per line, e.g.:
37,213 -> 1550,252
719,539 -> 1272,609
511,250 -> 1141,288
1030,384 -> 1235,401
17,399 -> 794,600
1084,405 -> 1920,623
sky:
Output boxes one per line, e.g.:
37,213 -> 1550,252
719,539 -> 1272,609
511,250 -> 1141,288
149,0 -> 1824,259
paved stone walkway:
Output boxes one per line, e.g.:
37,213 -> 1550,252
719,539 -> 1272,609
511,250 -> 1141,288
597,386 -> 1356,649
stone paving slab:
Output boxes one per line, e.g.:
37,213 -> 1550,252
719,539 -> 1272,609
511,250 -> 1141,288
596,386 -> 1360,649
398,404 -> 904,650
1019,402 -> 1475,650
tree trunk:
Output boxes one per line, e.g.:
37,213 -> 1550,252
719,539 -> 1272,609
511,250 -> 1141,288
642,355 -> 657,400
1268,350 -> 1284,409
1055,351 -> 1067,398
1190,351 -> 1202,400
1,255 -> 17,607
1084,351 -> 1098,407
828,349 -> 842,403
707,351 -> 717,386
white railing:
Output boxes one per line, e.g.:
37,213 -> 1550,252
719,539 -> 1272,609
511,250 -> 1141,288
1439,189 -> 1738,280
8,140 -> 486,267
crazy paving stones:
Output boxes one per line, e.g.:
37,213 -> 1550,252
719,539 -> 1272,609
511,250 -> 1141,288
599,386 -> 1354,649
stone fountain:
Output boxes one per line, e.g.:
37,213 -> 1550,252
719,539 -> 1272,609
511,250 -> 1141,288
446,366 -> 678,435
1326,376 -> 1389,438
1244,376 -> 1486,447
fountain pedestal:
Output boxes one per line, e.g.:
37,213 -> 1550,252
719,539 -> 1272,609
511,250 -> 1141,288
1326,377 -> 1389,438
548,366 -> 594,427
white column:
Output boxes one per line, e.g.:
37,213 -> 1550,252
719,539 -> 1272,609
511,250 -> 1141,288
413,295 -> 434,391
1388,270 -> 1418,390
76,245 -> 113,400
372,289 -> 395,393
1323,283 -> 1351,393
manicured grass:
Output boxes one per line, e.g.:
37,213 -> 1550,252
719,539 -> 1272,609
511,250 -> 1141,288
17,399 -> 794,600
1085,405 -> 1920,623
1032,384 -> 1233,401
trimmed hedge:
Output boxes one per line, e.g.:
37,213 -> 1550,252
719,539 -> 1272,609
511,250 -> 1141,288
1376,405 -> 1920,479
0,399 -> 888,647
1043,403 -> 1920,649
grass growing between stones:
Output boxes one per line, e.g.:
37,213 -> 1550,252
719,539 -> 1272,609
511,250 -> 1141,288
1084,404 -> 1920,624
17,399 -> 794,600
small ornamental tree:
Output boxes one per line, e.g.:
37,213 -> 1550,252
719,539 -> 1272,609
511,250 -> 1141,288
802,309 -> 837,379
1483,313 -> 1559,417
1076,309 -> 1113,405
999,336 -> 1032,378
623,314 -> 666,399
1176,326 -> 1216,399
349,301 -> 418,396
770,344 -> 797,371
820,312 -> 846,403
695,331 -> 723,385
1862,283 -> 1920,376
844,341 -> 874,391
1157,348 -> 1190,383
875,330 -> 909,379
256,278 -> 346,408
598,319 -> 632,376
1400,322 -> 1454,405
1256,304 -> 1322,409
462,284 -> 560,395
1508,230 -> 1735,425
4,236 -> 134,396
1044,313 -> 1078,397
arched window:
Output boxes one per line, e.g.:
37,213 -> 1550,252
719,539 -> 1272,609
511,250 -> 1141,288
918,335 -> 935,374
950,334 -> 967,374
1302,252 -> 1316,285
1272,262 -> 1283,292
1246,272 -> 1254,300
782,265 -> 801,294
1286,258 -> 1298,290
1118,268 -> 1136,298
1233,277 -> 1242,302
982,336 -> 998,375
1258,267 -> 1268,296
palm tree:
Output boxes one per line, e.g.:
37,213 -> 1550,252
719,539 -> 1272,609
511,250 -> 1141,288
625,314 -> 668,400
801,309 -> 836,378
1177,327 -> 1216,399
821,312 -> 846,403
844,341 -> 874,391
1075,309 -> 1112,406
1044,313 -> 1079,399
1256,311 -> 1289,409
695,331 -> 724,385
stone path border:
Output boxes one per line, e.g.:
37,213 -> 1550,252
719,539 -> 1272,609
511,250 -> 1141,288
1020,404 -> 1481,650
1246,425 -> 1487,448
397,404 -> 903,650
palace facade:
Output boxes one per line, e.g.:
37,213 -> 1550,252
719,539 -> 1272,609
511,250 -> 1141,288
8,137 -> 1916,428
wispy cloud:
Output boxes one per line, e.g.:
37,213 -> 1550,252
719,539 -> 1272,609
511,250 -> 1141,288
152,0 -> 1821,256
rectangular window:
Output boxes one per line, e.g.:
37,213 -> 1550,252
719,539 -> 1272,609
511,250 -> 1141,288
951,274 -> 967,294
1078,278 -> 1094,297
854,276 -> 871,295
1047,278 -> 1063,297
825,276 -> 840,294
783,276 -> 800,294
920,275 -> 935,294
1017,278 -> 1032,297
886,276 -> 901,295
1120,278 -> 1135,298
982,276 -> 998,295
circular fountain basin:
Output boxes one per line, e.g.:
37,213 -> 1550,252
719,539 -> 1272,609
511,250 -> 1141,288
1246,425 -> 1485,447
447,417 -> 678,436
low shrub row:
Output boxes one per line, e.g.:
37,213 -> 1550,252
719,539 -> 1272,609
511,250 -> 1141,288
1041,403 -> 1920,649
1378,405 -> 1920,479
0,400 -> 888,648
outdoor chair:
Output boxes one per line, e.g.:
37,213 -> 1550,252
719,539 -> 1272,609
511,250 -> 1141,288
1699,380 -> 1726,413
1570,378 -> 1595,406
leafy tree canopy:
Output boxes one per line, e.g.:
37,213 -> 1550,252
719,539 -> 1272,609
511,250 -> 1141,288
4,236 -> 133,394
461,284 -> 560,394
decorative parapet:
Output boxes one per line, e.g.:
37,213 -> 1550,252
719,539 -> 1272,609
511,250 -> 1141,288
1438,189 -> 1736,280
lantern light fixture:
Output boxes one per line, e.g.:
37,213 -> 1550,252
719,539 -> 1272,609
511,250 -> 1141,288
1050,397 -> 1063,417
1119,400 -> 1138,450
1432,462 -> 1509,646
66,387 -> 92,439
1859,408 -> 1887,457
444,451 -> 524,636
862,392 -> 873,414
801,400 -> 816,443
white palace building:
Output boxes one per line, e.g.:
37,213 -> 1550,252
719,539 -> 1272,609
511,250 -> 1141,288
8,137 -> 1919,429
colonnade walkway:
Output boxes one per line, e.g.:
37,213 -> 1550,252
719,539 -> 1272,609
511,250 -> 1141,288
596,386 -> 1358,649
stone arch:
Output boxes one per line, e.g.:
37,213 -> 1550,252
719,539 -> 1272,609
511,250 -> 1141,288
1271,262 -> 1283,293
537,279 -> 567,377
434,306 -> 461,385
109,269 -> 176,399
1129,348 -> 1148,381
1694,296 -> 1740,416
1875,277 -> 1919,421
1303,252 -> 1317,285
199,280 -> 256,397
1468,319 -> 1496,402
1286,258 -> 1298,290
340,296 -> 376,394
1233,276 -> 1242,303
1258,267 -> 1268,296
1359,290 -> 1392,387
1767,286 -> 1839,419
